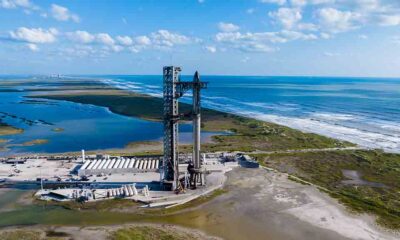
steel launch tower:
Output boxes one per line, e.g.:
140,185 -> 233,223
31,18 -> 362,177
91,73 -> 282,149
162,66 -> 207,190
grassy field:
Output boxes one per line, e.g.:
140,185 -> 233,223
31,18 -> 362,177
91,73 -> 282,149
110,226 -> 200,240
39,198 -> 141,212
0,230 -> 42,240
0,226 -> 209,240
253,150 -> 400,229
31,90 -> 353,152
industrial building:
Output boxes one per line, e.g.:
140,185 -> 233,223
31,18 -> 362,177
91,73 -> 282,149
77,156 -> 161,176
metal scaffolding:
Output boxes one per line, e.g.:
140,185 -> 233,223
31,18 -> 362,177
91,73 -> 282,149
162,66 -> 207,190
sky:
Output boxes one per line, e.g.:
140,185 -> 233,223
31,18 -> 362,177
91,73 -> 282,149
1,0 -> 400,77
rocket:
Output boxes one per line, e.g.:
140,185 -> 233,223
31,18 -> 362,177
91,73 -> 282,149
193,71 -> 201,170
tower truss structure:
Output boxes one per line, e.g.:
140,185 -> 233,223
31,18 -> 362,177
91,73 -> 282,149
162,66 -> 207,189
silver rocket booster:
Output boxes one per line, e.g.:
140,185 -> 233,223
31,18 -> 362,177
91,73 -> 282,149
193,71 -> 201,170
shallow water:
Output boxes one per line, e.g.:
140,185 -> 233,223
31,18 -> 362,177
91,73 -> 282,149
0,82 -> 221,156
0,169 -> 350,240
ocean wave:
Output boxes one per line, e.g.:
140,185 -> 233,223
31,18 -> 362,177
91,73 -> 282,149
251,113 -> 400,153
311,113 -> 356,121
99,76 -> 400,153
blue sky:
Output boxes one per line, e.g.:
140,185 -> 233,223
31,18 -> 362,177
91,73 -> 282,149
1,0 -> 400,77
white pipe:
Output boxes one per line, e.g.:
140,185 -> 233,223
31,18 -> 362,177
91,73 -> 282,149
108,159 -> 116,169
103,159 -> 111,169
129,159 -> 135,168
114,160 -> 121,169
139,160 -> 144,169
80,160 -> 91,170
87,160 -> 97,170
118,159 -> 125,168
123,159 -> 130,169
134,160 -> 140,168
92,160 -> 102,170
97,160 -> 107,170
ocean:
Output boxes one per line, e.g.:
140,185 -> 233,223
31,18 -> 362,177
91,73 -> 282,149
98,75 -> 400,153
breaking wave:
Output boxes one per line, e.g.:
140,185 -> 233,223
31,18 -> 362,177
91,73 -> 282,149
99,77 -> 400,153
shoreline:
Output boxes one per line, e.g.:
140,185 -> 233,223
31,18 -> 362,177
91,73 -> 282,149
98,76 -> 400,154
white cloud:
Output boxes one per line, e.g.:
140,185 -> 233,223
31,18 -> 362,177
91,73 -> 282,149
109,45 -> 124,52
290,0 -> 307,7
135,36 -> 151,45
62,29 -> 196,54
66,31 -> 95,43
205,45 -> 217,53
116,35 -> 133,46
51,4 -> 80,23
260,0 -> 286,5
269,8 -> 302,29
379,14 -> 400,26
215,32 -> 276,52
214,29 -> 316,53
280,30 -> 318,40
218,22 -> 240,32
129,47 -> 140,53
150,30 -> 192,48
26,43 -> 38,51
297,22 -> 318,31
96,33 -> 115,45
316,8 -> 361,33
9,27 -> 58,43
0,0 -> 36,10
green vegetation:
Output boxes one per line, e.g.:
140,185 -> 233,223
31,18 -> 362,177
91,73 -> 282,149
110,226 -> 199,240
32,90 -> 352,152
254,150 -> 400,229
19,139 -> 49,146
38,198 -> 140,212
0,121 -> 23,136
0,230 -> 42,240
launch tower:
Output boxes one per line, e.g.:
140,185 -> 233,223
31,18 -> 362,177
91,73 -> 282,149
162,66 -> 207,190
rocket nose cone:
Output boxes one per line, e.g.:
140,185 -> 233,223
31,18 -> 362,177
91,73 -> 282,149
194,71 -> 200,82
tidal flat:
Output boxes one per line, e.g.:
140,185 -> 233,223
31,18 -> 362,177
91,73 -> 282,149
0,168 -> 397,240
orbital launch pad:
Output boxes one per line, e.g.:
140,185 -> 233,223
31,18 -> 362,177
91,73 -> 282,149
162,66 -> 207,190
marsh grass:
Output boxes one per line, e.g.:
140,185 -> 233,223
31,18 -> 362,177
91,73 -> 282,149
254,150 -> 400,229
